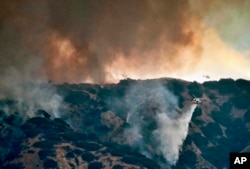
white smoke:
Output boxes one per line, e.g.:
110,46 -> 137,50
121,80 -> 197,165
153,104 -> 197,165
0,65 -> 64,119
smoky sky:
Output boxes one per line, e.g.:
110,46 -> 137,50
1,0 -> 247,83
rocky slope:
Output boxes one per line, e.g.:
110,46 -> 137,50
1,78 -> 250,169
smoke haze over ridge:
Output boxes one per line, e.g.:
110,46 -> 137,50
1,0 -> 249,84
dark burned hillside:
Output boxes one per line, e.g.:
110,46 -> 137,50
0,78 -> 250,169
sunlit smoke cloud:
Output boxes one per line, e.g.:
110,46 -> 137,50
1,0 -> 250,84
0,0 -> 203,84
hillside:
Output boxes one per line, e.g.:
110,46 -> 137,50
1,78 -> 250,169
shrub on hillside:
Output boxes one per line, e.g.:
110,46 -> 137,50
33,141 -> 55,149
38,149 -> 55,160
112,165 -> 123,169
244,110 -> 250,122
43,159 -> 58,169
201,122 -> 222,139
75,141 -> 100,151
2,163 -> 24,169
176,150 -> 196,169
232,93 -> 250,109
88,162 -> 103,169
192,133 -> 208,151
211,110 -> 230,126
81,152 -> 96,162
